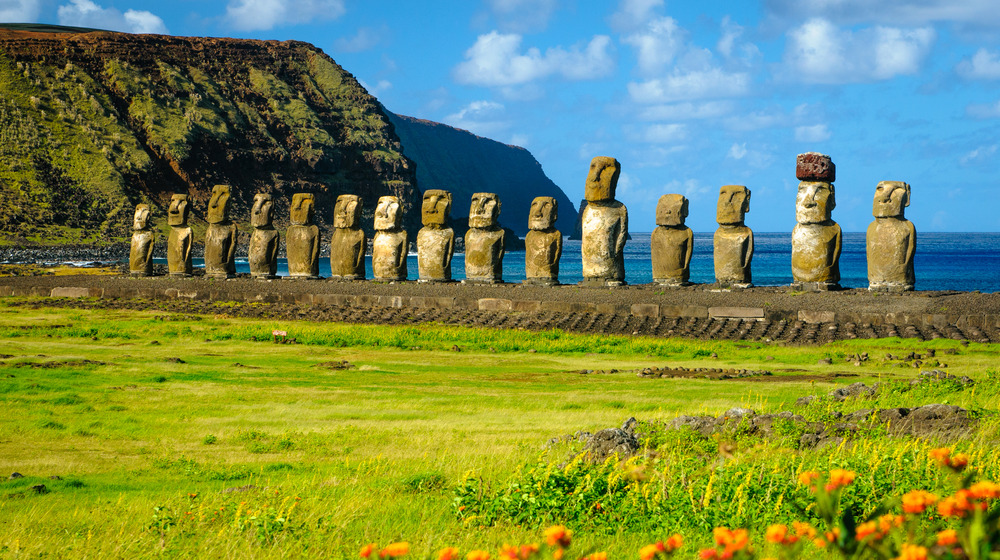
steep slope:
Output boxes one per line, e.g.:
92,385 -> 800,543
0,26 -> 419,244
387,113 -> 576,237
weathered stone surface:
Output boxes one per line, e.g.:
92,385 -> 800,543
631,303 -> 660,318
714,185 -> 753,287
329,194 -> 366,280
581,156 -> 627,285
867,181 -> 915,291
204,184 -> 238,279
478,298 -> 512,311
417,189 -> 454,282
166,194 -> 192,277
652,194 -> 692,286
709,306 -> 764,319
286,193 -> 320,279
524,196 -> 562,285
792,180 -> 841,288
129,203 -> 154,277
796,152 -> 835,182
372,196 -> 408,281
799,310 -> 836,324
248,193 -> 279,279
464,192 -> 504,283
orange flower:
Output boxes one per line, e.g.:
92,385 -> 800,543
501,545 -> 518,560
797,471 -> 820,487
361,543 -> 379,559
698,549 -> 718,560
588,553 -> 607,560
518,544 -> 540,560
930,448 -> 970,471
896,543 -> 928,560
902,490 -> 938,514
467,551 -> 491,560
380,542 -> 410,558
929,447 -> 951,465
936,529 -> 959,547
438,548 -> 460,560
712,527 -> 749,555
938,489 -> 974,518
824,469 -> 856,492
791,521 -> 816,540
664,534 -> 683,552
950,454 -> 969,470
639,544 -> 661,560
544,526 -> 572,548
764,524 -> 798,546
856,521 -> 877,541
969,481 -> 1000,500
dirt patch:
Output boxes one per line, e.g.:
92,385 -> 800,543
12,359 -> 107,369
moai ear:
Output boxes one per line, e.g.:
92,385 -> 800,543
681,197 -> 689,218
743,189 -> 751,214
903,183 -> 911,208
828,186 -> 836,212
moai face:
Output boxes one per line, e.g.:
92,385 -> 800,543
656,194 -> 688,227
584,156 -> 621,202
334,194 -> 362,228
873,181 -> 910,218
290,193 -> 315,226
421,189 -> 451,226
468,192 -> 500,228
796,182 -> 835,224
374,196 -> 401,231
133,204 -> 150,230
251,193 -> 273,228
207,184 -> 231,224
716,185 -> 750,226
167,194 -> 189,227
528,196 -> 557,230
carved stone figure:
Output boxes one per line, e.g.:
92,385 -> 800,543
204,184 -> 238,279
286,193 -> 320,279
417,189 -> 455,282
867,181 -> 916,291
372,196 -> 408,281
329,194 -> 366,281
524,196 -> 562,285
580,156 -> 628,286
464,192 -> 504,283
651,194 -> 693,286
166,193 -> 192,277
248,193 -> 279,279
714,185 -> 753,288
129,203 -> 154,276
792,155 -> 842,290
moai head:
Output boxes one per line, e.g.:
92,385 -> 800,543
334,194 -> 362,228
421,189 -> 452,226
796,182 -> 835,224
872,181 -> 910,218
716,185 -> 750,226
133,203 -> 150,231
207,184 -> 231,224
375,196 -> 402,231
529,196 -> 558,231
251,193 -> 273,228
167,194 -> 189,227
656,194 -> 688,227
290,193 -> 315,226
585,156 -> 621,202
468,192 -> 500,228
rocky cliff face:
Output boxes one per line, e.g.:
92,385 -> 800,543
0,25 -> 420,244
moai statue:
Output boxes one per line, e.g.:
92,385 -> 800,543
651,194 -> 693,286
580,156 -> 628,286
791,152 -> 842,290
417,189 -> 455,282
867,181 -> 916,291
464,192 -> 505,283
204,184 -> 238,279
329,194 -> 366,281
166,193 -> 192,277
714,186 -> 753,288
129,203 -> 154,277
524,196 -> 562,286
248,193 -> 279,279
372,195 -> 408,281
286,193 -> 320,279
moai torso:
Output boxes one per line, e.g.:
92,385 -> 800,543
867,181 -> 915,291
129,204 -> 154,276
372,196 -> 408,281
248,193 -> 279,279
524,196 -> 561,285
651,194 -> 693,285
204,185 -> 238,278
580,156 -> 628,285
286,193 -> 320,279
417,190 -> 454,282
329,194 -> 366,280
464,192 -> 504,283
166,194 -> 192,277
713,186 -> 753,287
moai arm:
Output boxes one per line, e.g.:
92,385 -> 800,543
226,224 -> 239,264
615,207 -> 629,254
684,229 -> 694,271
498,229 -> 506,261
831,224 -> 842,266
905,222 -> 917,265
310,230 -> 320,263
397,231 -> 409,269
182,231 -> 192,262
355,231 -> 367,270
744,229 -> 754,270
554,234 -> 563,263
268,231 -> 280,264
144,231 -> 155,265
445,231 -> 455,261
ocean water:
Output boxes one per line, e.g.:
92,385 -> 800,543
187,232 -> 1000,292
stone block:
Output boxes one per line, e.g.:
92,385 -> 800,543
631,304 -> 660,318
512,300 -> 542,312
660,305 -> 709,318
765,309 -> 796,322
377,296 -> 405,308
709,306 -> 765,319
799,310 -> 836,324
50,287 -> 92,298
540,301 -> 596,314
796,152 -> 835,182
478,298 -> 512,312
0,286 -> 13,297
596,303 -> 623,315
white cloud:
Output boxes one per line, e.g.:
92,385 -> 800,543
635,123 -> 688,143
224,0 -> 345,32
960,144 -> 998,165
487,0 -> 557,33
57,0 -> 167,34
957,48 -> 1000,80
622,17 -> 685,77
782,18 -> 934,84
508,133 -> 530,147
0,0 -> 42,21
628,68 -> 750,103
443,100 -> 510,137
765,0 -> 1000,28
609,0 -> 664,32
334,26 -> 387,53
453,31 -> 615,87
666,178 -> 712,202
728,143 -> 748,160
359,79 -> 392,96
637,100 -> 735,121
794,124 -> 831,142
965,100 -> 1000,119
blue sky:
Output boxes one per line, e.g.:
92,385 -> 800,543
7,0 -> 1000,232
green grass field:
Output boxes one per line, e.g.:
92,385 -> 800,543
0,299 -> 998,559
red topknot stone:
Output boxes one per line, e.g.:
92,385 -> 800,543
796,152 -> 835,182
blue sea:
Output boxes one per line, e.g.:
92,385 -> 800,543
182,232 -> 1000,292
